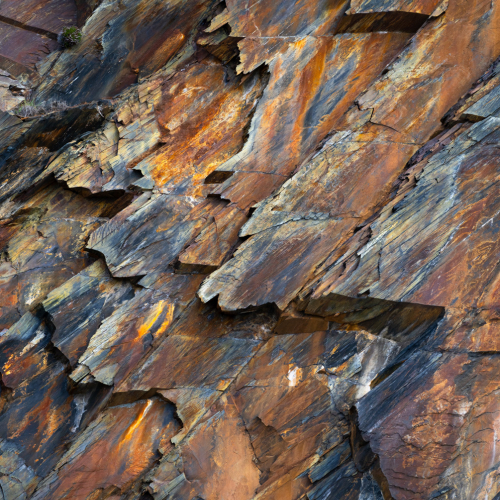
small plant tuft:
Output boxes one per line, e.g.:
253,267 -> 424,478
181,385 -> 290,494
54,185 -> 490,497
59,26 -> 83,49
13,99 -> 69,118
13,100 -> 37,118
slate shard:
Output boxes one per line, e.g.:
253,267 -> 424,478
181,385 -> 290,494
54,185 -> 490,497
1,0 -> 500,499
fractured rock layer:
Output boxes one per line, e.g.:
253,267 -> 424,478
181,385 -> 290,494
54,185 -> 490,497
1,0 -> 500,499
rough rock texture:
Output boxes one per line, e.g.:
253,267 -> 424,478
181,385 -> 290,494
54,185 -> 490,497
1,0 -> 500,499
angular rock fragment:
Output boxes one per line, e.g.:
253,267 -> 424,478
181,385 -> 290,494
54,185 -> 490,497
207,0 -> 347,37
147,399 -> 261,500
445,58 -> 500,124
199,128 -> 417,311
117,334 -> 262,393
0,0 -> 77,34
357,345 -> 500,500
0,180 -> 118,330
32,398 -> 181,500
353,0 -> 500,143
0,71 -> 27,112
313,117 -> 500,310
461,82 -> 500,121
347,0 -> 445,15
200,0 -> 500,314
35,0 -> 219,104
134,59 -> 267,196
87,195 -> 217,278
0,313 -> 76,478
0,439 -> 39,500
73,272 -> 203,386
42,260 -> 135,365
209,32 -> 410,201
146,326 -> 400,500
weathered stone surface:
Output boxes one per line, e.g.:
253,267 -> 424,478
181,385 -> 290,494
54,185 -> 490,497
0,24 -> 57,75
208,32 -> 410,200
32,398 -> 181,500
133,59 -> 267,196
312,117 -> 500,309
73,272 -> 203,387
3,0 -> 500,499
87,195 -> 219,278
144,325 -> 400,500
0,181 -> 117,331
347,0 -> 444,15
199,0 -> 500,313
0,71 -> 27,112
357,345 -> 500,500
35,0 -> 219,105
43,260 -> 135,365
0,439 -> 39,500
199,128 -> 418,310
0,313 -> 80,480
0,0 -> 77,33
207,0 -> 348,37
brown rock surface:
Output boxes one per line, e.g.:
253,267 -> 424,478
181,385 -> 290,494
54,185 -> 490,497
1,0 -> 500,499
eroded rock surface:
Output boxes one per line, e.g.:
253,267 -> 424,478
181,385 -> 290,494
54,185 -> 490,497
1,0 -> 500,499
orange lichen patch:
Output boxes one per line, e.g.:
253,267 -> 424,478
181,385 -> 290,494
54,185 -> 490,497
121,399 -> 153,443
155,296 -> 276,342
134,59 -> 266,195
35,399 -> 181,500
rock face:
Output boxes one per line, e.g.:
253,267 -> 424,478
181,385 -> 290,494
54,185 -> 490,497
1,0 -> 500,499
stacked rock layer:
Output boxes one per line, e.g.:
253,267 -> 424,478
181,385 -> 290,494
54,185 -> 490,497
1,0 -> 500,499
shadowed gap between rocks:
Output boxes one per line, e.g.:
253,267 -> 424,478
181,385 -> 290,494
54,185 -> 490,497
336,11 -> 430,34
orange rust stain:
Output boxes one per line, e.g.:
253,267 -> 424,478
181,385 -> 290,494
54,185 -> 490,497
155,303 -> 175,337
137,300 -> 173,338
147,61 -> 265,193
122,399 -> 153,443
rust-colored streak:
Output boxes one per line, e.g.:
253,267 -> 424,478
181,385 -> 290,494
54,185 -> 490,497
3,0 -> 500,498
37,399 -> 181,500
142,60 -> 267,195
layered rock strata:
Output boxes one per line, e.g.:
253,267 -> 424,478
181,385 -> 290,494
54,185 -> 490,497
1,0 -> 500,499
